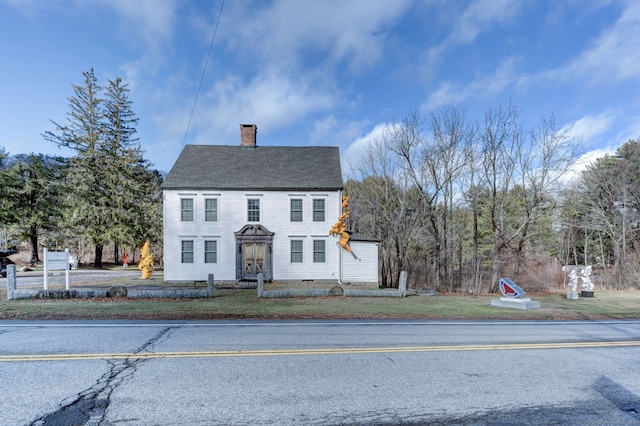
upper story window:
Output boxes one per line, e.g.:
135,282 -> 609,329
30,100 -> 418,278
313,199 -> 325,222
290,199 -> 303,222
205,198 -> 218,222
181,198 -> 194,222
247,198 -> 260,222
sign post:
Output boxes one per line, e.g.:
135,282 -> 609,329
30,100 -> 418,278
43,248 -> 70,290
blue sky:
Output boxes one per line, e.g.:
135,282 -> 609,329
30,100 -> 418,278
1,0 -> 639,176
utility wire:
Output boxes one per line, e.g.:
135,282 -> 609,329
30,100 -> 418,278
181,0 -> 225,149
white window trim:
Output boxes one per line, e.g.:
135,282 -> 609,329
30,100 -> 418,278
290,198 -> 303,222
313,239 -> 326,263
181,240 -> 195,264
290,239 -> 304,263
312,198 -> 326,222
204,240 -> 218,264
180,198 -> 195,222
204,198 -> 219,222
247,198 -> 260,222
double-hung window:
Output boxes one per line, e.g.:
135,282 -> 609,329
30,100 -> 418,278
204,240 -> 217,263
313,240 -> 326,263
290,199 -> 303,222
181,198 -> 194,222
312,199 -> 325,222
290,240 -> 303,263
247,199 -> 260,222
181,240 -> 194,263
205,198 -> 218,222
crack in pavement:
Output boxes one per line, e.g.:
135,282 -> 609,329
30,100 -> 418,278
29,326 -> 177,426
0,326 -> 43,337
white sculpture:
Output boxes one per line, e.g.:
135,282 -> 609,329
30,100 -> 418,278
580,266 -> 594,291
568,269 -> 578,292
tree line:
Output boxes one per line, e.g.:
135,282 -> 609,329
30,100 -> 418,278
346,104 -> 640,292
1,70 -> 638,292
0,69 -> 162,267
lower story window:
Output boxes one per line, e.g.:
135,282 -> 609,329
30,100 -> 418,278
313,240 -> 326,263
291,240 -> 303,263
205,240 -> 217,263
181,240 -> 194,264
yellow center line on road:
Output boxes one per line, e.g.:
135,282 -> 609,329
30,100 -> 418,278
2,340 -> 640,362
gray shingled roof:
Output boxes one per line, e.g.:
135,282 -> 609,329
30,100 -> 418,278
162,145 -> 343,190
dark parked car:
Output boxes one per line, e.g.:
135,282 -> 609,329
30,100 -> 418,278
1,257 -> 15,277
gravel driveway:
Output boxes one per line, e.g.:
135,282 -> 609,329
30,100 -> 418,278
10,269 -> 149,288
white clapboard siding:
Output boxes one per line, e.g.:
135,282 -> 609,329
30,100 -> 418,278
342,240 -> 379,284
163,189 -> 342,282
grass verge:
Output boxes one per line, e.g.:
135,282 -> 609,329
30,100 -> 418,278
1,285 -> 640,320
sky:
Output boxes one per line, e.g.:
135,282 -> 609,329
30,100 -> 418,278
1,0 -> 639,177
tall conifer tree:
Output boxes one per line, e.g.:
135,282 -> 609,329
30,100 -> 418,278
3,154 -> 67,263
44,69 -> 160,267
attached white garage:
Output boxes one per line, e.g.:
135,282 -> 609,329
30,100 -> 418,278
341,233 -> 379,286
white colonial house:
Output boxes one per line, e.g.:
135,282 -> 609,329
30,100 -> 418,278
162,124 -> 378,284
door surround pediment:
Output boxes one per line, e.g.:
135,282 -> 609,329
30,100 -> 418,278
234,224 -> 274,243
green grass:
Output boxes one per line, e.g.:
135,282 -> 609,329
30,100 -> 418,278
2,284 -> 640,320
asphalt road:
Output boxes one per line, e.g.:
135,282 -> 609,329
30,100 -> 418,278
1,320 -> 640,425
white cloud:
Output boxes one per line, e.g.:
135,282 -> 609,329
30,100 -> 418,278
342,122 -> 390,176
557,111 -> 640,186
309,115 -> 364,146
576,148 -> 616,168
562,147 -> 617,185
559,110 -> 622,184
544,1 -> 640,84
423,82 -> 465,111
143,0 -> 412,168
447,0 -> 522,45
562,111 -> 617,144
620,115 -> 640,142
151,69 -> 337,152
223,0 -> 410,73
423,56 -> 519,109
424,0 -> 523,75
117,60 -> 145,91
203,70 -> 335,133
96,0 -> 178,49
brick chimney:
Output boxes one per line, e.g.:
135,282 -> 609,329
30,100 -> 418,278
240,124 -> 257,148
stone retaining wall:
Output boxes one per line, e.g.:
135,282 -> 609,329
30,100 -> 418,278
5,268 -> 216,300
258,272 -> 406,299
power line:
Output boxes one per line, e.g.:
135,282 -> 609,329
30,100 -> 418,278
181,0 -> 225,149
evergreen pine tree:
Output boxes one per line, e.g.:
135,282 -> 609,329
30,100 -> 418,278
103,77 -> 161,255
43,69 -> 161,267
3,154 -> 67,263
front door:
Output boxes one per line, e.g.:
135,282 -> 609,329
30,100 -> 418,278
243,242 -> 264,279
235,224 -> 274,281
